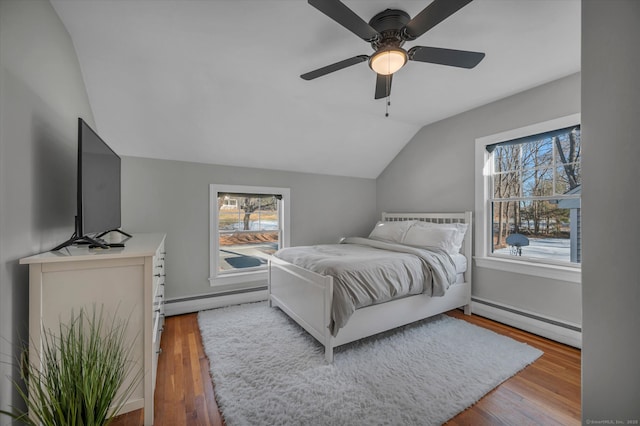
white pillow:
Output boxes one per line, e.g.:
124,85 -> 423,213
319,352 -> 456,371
368,220 -> 415,243
402,221 -> 468,254
412,221 -> 468,248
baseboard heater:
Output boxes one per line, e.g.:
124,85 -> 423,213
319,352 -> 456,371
165,286 -> 268,316
471,297 -> 582,348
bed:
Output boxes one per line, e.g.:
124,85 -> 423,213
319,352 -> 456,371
268,212 -> 473,362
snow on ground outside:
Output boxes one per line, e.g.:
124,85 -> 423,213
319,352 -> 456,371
494,238 -> 572,262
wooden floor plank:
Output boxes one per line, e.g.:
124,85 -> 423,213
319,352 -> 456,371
111,309 -> 581,425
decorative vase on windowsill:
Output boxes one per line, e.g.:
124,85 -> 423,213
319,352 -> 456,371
0,305 -> 142,426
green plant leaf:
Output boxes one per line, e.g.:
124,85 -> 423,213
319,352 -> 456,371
2,304 -> 142,426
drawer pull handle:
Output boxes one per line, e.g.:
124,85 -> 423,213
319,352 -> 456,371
154,274 -> 161,277
156,348 -> 162,355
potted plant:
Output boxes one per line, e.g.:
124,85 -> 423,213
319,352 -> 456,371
1,305 -> 142,426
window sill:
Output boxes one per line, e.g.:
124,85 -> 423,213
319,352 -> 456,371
209,269 -> 268,287
474,256 -> 581,283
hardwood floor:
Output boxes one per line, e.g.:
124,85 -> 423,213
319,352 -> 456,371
112,310 -> 581,426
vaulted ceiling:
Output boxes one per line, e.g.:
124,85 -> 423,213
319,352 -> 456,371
51,0 -> 581,179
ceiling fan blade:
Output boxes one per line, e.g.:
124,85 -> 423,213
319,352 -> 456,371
374,74 -> 392,99
403,0 -> 474,40
408,46 -> 485,69
308,0 -> 379,42
300,55 -> 369,80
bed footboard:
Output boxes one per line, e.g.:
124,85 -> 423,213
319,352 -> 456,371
268,256 -> 335,362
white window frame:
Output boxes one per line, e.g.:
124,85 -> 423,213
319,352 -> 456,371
209,184 -> 290,287
474,114 -> 581,283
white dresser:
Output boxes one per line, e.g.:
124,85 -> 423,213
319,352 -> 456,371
20,233 -> 166,426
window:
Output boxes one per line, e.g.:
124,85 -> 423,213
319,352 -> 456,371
475,114 -> 581,280
490,125 -> 581,264
209,184 -> 290,286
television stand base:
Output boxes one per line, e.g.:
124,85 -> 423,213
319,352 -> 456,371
52,228 -> 132,251
97,228 -> 133,239
52,234 -> 109,251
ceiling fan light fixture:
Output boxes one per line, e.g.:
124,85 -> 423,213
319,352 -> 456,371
369,47 -> 407,75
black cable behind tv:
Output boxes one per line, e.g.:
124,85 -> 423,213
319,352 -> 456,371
52,217 -> 132,251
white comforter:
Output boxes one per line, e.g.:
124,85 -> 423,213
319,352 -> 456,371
273,237 -> 457,336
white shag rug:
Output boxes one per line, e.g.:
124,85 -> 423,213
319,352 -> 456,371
198,302 -> 542,426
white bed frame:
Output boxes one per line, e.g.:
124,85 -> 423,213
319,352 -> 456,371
268,211 -> 473,363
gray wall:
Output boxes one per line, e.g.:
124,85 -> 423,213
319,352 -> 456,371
0,0 -> 94,420
121,156 -> 377,299
582,0 -> 640,419
376,73 -> 582,326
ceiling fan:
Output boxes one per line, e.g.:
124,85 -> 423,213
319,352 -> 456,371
301,0 -> 485,100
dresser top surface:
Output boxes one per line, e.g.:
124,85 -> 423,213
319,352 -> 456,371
20,233 -> 166,265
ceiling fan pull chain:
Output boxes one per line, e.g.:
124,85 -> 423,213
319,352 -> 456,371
385,77 -> 391,117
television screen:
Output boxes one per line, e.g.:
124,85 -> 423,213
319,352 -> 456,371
78,118 -> 121,236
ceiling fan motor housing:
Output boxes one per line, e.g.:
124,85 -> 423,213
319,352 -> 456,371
369,9 -> 410,50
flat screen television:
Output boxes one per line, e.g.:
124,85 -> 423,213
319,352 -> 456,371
53,118 -> 129,250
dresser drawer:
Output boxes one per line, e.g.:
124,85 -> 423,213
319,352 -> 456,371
153,282 -> 164,342
152,248 -> 165,294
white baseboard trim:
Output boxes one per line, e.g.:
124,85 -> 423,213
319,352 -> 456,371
471,298 -> 582,348
165,290 -> 268,316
